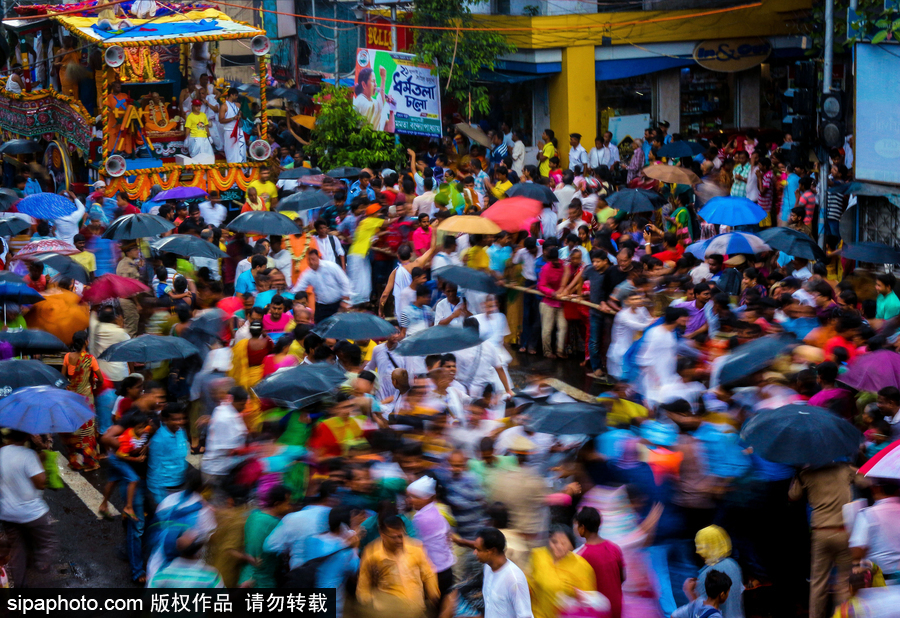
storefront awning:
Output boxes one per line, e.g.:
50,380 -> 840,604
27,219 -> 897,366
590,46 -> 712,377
476,69 -> 547,84
596,56 -> 695,81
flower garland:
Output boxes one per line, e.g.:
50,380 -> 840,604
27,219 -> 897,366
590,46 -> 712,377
146,101 -> 169,128
291,233 -> 312,263
107,166 -> 261,200
258,55 -> 268,141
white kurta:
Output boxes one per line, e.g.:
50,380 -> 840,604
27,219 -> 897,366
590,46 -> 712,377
635,324 -> 679,405
353,93 -> 387,131
221,101 -> 246,164
203,94 -> 223,151
607,307 -> 653,380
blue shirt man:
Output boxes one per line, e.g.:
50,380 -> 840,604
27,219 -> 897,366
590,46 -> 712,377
147,409 -> 189,504
24,177 -> 42,195
348,172 -> 375,202
234,255 -> 267,296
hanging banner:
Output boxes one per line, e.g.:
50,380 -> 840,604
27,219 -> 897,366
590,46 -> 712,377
0,89 -> 92,153
353,48 -> 441,138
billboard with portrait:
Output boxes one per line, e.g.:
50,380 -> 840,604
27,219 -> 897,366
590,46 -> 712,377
353,48 -> 442,138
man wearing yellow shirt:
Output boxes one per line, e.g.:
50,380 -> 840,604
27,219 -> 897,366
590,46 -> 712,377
538,128 -> 556,178
183,99 -> 214,159
247,167 -> 279,210
484,165 -> 513,201
71,234 -> 96,279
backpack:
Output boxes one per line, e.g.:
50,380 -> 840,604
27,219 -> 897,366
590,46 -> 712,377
283,546 -> 350,589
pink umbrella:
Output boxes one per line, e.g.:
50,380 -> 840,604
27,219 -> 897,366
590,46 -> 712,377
839,350 -> 900,392
859,439 -> 900,479
14,239 -> 79,258
482,197 -> 543,232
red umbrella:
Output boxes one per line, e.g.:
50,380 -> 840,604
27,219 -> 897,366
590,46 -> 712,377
216,295 -> 245,317
81,274 -> 149,304
481,197 -> 543,233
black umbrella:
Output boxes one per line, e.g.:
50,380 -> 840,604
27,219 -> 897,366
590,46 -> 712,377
253,363 -> 347,408
606,188 -> 665,214
741,404 -> 861,467
103,213 -> 175,240
151,234 -> 227,259
98,334 -> 200,363
0,272 -> 24,284
842,242 -> 900,265
718,333 -> 797,386
326,166 -> 362,179
0,214 -> 30,237
433,265 -> 503,294
277,190 -> 333,213
33,253 -> 89,284
184,309 -> 228,342
505,182 -> 558,204
227,211 -> 299,236
395,325 -> 483,356
757,227 -> 827,262
523,401 -> 607,435
0,139 -> 41,156
0,359 -> 66,397
657,141 -> 704,158
0,329 -> 67,353
278,167 -> 323,180
0,189 -> 19,211
313,312 -> 397,340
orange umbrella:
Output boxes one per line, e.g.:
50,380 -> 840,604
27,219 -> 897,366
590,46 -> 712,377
24,290 -> 89,346
482,197 -> 543,232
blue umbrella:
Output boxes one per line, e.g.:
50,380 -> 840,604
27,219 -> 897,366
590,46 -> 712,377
698,196 -> 767,226
685,232 -> 770,258
15,193 -> 77,219
0,385 -> 94,433
154,186 -> 208,201
657,141 -> 705,159
0,282 -> 44,305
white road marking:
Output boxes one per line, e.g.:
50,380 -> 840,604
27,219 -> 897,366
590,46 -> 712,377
55,456 -> 119,520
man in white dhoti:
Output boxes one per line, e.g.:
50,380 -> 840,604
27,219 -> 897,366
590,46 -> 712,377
219,87 -> 246,164
202,90 -> 223,152
636,306 -> 687,407
183,100 -> 214,160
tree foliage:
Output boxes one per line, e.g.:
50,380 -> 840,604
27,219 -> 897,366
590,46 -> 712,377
412,0 -> 516,117
805,0 -> 900,50
307,84 -> 404,170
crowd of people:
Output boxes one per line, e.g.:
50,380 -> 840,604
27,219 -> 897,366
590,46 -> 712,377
1,116 -> 899,618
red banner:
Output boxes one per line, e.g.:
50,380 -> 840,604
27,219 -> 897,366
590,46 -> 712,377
365,15 -> 411,52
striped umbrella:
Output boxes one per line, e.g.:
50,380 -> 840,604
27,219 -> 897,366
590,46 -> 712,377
859,439 -> 900,479
685,232 -> 770,259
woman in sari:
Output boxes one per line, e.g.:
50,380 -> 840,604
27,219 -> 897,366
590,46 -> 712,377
528,525 -> 598,618
230,320 -> 273,391
61,330 -> 103,471
262,335 -> 298,377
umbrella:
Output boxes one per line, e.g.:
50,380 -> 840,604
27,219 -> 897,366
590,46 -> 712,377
277,190 -> 334,213
685,232 -> 770,259
326,167 -> 362,179
0,329 -> 67,353
438,216 -> 501,235
481,197 -> 543,232
32,253 -> 89,284
858,439 -> 900,479
0,359 -> 67,397
740,404 -> 861,467
0,282 -> 44,305
395,325 -> 483,356
505,183 -> 558,204
838,350 -> 900,392
14,239 -> 79,258
227,211 -> 300,236
0,385 -> 94,433
253,363 -> 347,408
641,165 -> 700,186
99,335 -> 199,363
698,197 -> 767,226
0,272 -> 24,283
522,401 -> 607,435
312,312 -> 397,340
757,227 -> 827,261
183,309 -> 229,343
0,189 -> 20,210
154,186 -> 208,201
606,188 -> 665,214
842,242 -> 900,265
82,273 -> 150,304
0,139 -> 42,156
454,122 -> 492,148
102,213 -> 174,240
15,193 -> 77,220
0,213 -> 30,237
657,141 -> 705,158
433,265 -> 504,294
278,167 -> 323,180
717,333 -> 797,386
152,234 -> 227,259
24,290 -> 89,346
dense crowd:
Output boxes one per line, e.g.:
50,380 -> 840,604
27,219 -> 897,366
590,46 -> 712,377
1,118 -> 900,618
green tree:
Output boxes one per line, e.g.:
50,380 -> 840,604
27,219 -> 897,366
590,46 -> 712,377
307,84 -> 404,170
412,0 -> 516,117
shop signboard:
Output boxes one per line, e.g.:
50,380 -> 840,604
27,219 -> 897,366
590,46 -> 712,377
693,38 -> 772,73
353,48 -> 442,138
365,16 -> 411,51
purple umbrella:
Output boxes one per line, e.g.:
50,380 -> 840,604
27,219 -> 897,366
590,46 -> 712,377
838,350 -> 900,392
154,186 -> 208,201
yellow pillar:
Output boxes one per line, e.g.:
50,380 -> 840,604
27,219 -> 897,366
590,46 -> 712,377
548,45 -> 596,170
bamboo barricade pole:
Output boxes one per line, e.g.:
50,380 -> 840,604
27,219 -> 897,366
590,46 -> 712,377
501,284 -> 606,312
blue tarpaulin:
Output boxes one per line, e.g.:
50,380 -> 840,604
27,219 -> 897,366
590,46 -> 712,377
91,20 -> 221,39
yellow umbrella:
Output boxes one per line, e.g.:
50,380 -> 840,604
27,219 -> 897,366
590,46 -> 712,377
439,215 -> 501,235
292,115 -> 316,130
641,165 -> 700,186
